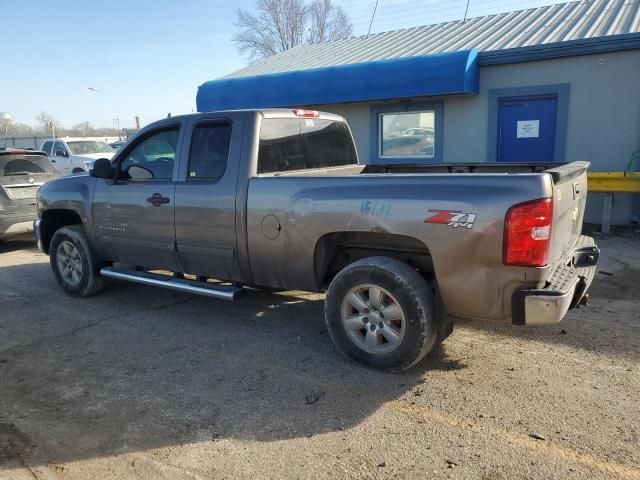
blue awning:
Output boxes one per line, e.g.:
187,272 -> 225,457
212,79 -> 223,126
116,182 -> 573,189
196,49 -> 479,112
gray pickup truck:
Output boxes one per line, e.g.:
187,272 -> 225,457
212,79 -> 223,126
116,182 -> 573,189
34,109 -> 599,370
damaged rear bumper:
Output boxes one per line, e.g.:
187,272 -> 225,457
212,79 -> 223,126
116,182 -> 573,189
512,235 -> 599,326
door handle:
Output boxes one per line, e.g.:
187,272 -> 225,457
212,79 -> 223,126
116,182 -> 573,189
146,193 -> 170,207
50,159 -> 56,163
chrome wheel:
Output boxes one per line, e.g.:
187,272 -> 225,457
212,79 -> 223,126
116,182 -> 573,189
56,240 -> 83,286
340,283 -> 406,355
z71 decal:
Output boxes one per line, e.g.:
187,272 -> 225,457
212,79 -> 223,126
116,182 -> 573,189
424,209 -> 477,229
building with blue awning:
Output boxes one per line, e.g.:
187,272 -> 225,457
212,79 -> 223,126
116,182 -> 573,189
198,0 -> 640,225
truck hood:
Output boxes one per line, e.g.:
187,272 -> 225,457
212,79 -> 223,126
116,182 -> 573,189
72,152 -> 115,161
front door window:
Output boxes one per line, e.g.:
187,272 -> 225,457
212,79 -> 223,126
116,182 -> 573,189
119,129 -> 178,181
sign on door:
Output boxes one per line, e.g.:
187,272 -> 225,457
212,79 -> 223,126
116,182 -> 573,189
516,120 -> 540,138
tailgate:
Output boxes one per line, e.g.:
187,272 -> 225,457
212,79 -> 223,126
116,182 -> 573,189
546,161 -> 589,265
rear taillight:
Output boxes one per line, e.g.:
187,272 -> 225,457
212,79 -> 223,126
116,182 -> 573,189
293,109 -> 320,118
503,197 -> 553,267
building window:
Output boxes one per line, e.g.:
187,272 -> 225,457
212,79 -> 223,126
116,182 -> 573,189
370,102 -> 443,164
380,111 -> 435,158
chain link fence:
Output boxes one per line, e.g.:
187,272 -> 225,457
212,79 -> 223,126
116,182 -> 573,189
1,131 -> 139,150
0,136 -> 50,150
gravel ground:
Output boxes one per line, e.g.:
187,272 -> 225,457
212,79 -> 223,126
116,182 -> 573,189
0,233 -> 638,480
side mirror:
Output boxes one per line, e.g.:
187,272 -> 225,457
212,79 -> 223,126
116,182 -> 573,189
90,158 -> 114,179
127,165 -> 153,180
55,149 -> 67,157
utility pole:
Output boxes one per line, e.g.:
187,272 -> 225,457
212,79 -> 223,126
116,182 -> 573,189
85,87 -> 100,137
135,116 -> 140,131
48,121 -> 57,138
113,117 -> 120,139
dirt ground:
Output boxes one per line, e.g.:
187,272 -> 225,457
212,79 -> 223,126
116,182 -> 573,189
0,232 -> 638,480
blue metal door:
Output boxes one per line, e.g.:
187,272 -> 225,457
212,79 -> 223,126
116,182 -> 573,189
497,95 -> 558,163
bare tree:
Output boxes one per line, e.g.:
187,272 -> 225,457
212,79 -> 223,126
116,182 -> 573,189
6,123 -> 34,136
307,0 -> 352,44
233,0 -> 306,60
71,121 -> 96,137
233,0 -> 352,61
35,111 -> 59,135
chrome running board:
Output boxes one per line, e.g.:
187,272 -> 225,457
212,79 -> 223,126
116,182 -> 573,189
100,267 -> 242,301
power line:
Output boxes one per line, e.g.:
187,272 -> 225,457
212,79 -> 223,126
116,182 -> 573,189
347,0 -> 565,17
367,0 -> 380,36
345,0 -> 570,34
350,0 -> 537,24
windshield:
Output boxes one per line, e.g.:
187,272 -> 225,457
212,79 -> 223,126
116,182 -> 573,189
1,154 -> 56,176
67,141 -> 114,155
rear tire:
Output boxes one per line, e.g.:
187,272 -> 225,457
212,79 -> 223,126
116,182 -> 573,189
50,225 -> 106,297
324,256 -> 437,371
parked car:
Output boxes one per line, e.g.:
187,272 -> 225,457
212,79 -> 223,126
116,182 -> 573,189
34,109 -> 598,370
388,127 -> 434,138
0,149 -> 60,240
383,127 -> 435,156
39,139 -> 115,175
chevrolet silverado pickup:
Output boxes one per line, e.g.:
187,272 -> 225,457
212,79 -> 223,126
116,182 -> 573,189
34,109 -> 599,370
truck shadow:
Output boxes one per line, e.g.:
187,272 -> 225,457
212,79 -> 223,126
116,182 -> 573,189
0,237 -> 38,254
1,259 -> 636,469
0,262 -> 463,469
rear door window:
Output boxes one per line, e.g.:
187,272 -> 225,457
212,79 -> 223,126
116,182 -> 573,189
41,141 -> 53,155
187,123 -> 231,180
1,154 -> 56,176
258,118 -> 357,174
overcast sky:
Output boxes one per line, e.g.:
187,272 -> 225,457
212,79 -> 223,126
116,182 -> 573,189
2,0 -> 567,129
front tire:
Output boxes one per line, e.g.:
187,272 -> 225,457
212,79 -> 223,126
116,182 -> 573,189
324,256 -> 437,371
50,225 -> 105,297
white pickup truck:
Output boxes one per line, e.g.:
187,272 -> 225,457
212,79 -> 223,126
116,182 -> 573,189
39,139 -> 115,175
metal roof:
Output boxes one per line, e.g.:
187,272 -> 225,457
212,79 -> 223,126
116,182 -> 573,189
225,0 -> 640,78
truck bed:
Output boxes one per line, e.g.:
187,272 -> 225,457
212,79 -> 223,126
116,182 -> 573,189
248,160 -> 590,322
